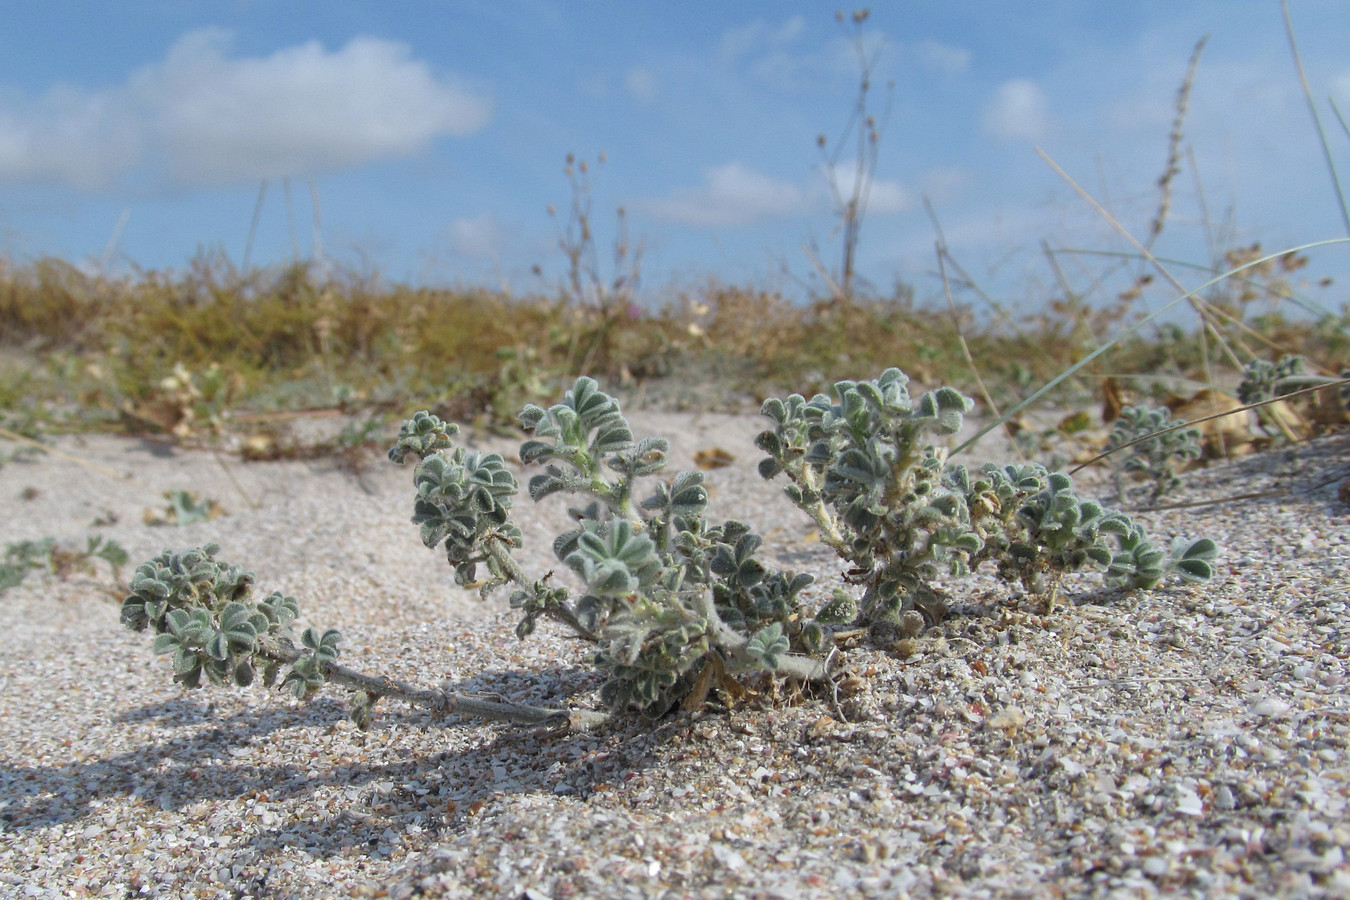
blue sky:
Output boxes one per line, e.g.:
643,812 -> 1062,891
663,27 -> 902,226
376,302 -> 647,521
2,1 -> 1349,315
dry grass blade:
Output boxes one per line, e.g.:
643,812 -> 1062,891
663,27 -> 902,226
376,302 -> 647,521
1036,147 -> 1245,374
0,426 -> 130,483
1283,0 -> 1350,237
800,242 -> 848,304
1331,96 -> 1350,147
922,196 -> 1019,329
1052,247 -> 1342,322
934,238 -> 1020,460
950,235 -> 1349,458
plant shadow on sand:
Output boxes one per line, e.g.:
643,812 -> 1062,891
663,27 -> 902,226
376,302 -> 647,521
0,664 -> 692,852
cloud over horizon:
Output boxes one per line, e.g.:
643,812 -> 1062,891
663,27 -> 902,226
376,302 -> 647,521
823,160 -> 913,215
448,211 -> 510,261
982,79 -> 1050,142
638,162 -> 807,227
0,28 -> 491,191
911,39 -> 971,77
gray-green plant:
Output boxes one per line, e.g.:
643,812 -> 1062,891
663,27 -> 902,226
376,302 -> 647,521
1101,404 -> 1203,504
123,370 -> 1217,734
1236,354 -> 1350,444
1238,354 -> 1350,414
1,534 -> 127,595
120,543 -> 606,732
144,489 -> 221,526
755,369 -> 1217,617
391,385 -> 830,718
0,441 -> 41,469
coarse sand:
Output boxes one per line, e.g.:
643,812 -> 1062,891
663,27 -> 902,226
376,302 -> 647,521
1,409 -> 1348,898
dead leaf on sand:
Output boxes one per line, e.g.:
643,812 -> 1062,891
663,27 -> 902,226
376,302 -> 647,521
694,447 -> 735,469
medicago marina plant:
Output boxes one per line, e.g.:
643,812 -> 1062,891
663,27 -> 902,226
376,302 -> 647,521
123,370 -> 1217,733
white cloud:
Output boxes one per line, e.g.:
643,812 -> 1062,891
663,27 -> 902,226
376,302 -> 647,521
143,29 -> 491,186
0,85 -> 142,191
916,166 -> 970,204
717,16 -> 833,92
1332,69 -> 1350,107
913,40 -> 970,77
717,15 -> 899,97
982,79 -> 1050,142
1104,92 -> 1172,136
577,65 -> 659,103
643,159 -> 914,230
0,28 -> 491,190
867,178 -> 912,213
639,162 -> 805,227
823,160 -> 913,214
625,67 -> 657,103
718,16 -> 806,64
448,212 -> 508,261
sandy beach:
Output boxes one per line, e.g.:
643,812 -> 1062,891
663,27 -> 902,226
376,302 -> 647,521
1,410 -> 1347,898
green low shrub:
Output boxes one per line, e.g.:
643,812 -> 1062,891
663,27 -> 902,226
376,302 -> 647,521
123,370 -> 1217,734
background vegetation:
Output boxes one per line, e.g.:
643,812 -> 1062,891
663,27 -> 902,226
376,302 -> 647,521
1,7 -> 1347,464
0,245 -> 1344,453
